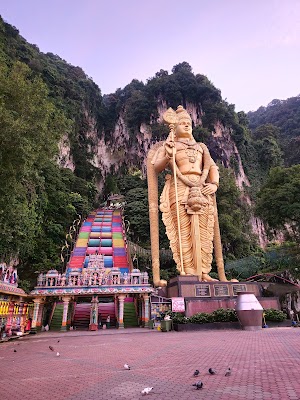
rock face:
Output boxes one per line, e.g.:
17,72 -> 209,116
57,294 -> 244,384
69,103 -> 248,188
57,134 -> 75,171
61,102 -> 266,242
209,122 -> 250,191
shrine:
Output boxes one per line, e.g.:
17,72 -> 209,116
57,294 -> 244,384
0,264 -> 33,339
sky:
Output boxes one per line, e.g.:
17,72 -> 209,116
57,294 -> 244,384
1,0 -> 300,112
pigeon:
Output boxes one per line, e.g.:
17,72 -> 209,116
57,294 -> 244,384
124,363 -> 131,370
49,346 -> 54,352
208,368 -> 217,375
192,381 -> 203,390
13,349 -> 17,353
193,369 -> 200,376
225,367 -> 231,376
141,387 -> 153,395
56,352 -> 60,357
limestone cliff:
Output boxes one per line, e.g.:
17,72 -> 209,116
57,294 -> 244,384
60,100 -> 266,244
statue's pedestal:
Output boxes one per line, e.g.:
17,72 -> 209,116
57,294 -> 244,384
167,277 -> 280,317
89,323 -> 98,331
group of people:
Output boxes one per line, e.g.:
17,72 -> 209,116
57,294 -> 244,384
97,314 -> 110,329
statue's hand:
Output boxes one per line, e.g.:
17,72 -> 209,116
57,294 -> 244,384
201,183 -> 218,195
164,139 -> 175,158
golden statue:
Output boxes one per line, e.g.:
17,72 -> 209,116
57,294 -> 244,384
147,105 -> 232,287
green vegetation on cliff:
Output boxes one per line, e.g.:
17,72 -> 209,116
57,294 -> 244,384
248,96 -> 300,166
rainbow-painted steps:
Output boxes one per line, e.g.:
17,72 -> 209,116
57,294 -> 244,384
72,301 -> 116,329
49,303 -> 64,330
123,298 -> 139,328
67,208 -> 129,275
73,303 -> 90,329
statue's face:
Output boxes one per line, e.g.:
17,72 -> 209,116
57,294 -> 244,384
176,118 -> 192,138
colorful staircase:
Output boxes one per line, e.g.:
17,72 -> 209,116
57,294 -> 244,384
73,303 -> 91,329
123,298 -> 139,328
49,303 -> 64,330
72,301 -> 116,329
67,209 -> 130,274
98,302 -> 116,327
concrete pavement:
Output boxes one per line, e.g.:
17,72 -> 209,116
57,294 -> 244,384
1,327 -> 300,399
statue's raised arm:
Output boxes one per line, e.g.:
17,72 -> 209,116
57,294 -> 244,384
147,105 -> 233,286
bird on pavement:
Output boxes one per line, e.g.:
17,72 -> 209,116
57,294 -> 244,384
192,381 -> 203,390
208,368 -> 217,375
141,387 -> 153,395
49,345 -> 54,352
193,369 -> 200,376
124,363 -> 131,370
225,367 -> 231,376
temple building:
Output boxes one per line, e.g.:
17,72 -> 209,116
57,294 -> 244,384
29,207 -> 154,331
0,264 -> 33,339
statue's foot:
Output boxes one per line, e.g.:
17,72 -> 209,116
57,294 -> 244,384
202,273 -> 218,282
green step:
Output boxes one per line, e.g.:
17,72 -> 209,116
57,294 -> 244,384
123,303 -> 138,328
50,304 -> 64,330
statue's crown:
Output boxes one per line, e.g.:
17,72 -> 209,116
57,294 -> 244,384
176,105 -> 191,122
163,105 -> 191,125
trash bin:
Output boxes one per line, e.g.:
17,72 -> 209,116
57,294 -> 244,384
235,292 -> 263,331
160,320 -> 172,332
148,319 -> 155,329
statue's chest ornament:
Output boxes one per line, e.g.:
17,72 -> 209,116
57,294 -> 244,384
186,146 -> 198,163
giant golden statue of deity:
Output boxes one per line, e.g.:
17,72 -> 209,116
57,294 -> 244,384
147,105 -> 231,287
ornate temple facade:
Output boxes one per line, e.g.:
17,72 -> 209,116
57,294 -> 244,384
0,264 -> 33,339
27,207 -> 154,332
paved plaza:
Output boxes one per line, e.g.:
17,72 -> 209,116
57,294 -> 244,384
1,327 -> 300,400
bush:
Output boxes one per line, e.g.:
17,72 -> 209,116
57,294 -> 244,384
189,313 -> 213,324
211,308 -> 238,322
173,308 -> 238,324
264,308 -> 287,322
167,307 -> 287,325
172,313 -> 189,324
160,311 -> 188,324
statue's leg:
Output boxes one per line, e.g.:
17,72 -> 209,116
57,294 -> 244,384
202,273 -> 218,282
170,203 -> 196,275
199,199 -> 215,281
190,214 -> 202,278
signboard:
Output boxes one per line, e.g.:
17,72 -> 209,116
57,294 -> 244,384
171,297 -> 185,312
213,284 -> 230,297
195,284 -> 211,297
232,284 -> 247,296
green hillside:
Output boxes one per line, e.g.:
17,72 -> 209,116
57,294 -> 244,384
248,96 -> 300,166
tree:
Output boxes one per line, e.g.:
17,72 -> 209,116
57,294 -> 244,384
248,95 -> 300,166
217,166 -> 256,259
123,188 -> 150,246
253,123 -> 280,140
0,60 -> 70,260
172,62 -> 193,74
256,165 -> 300,243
